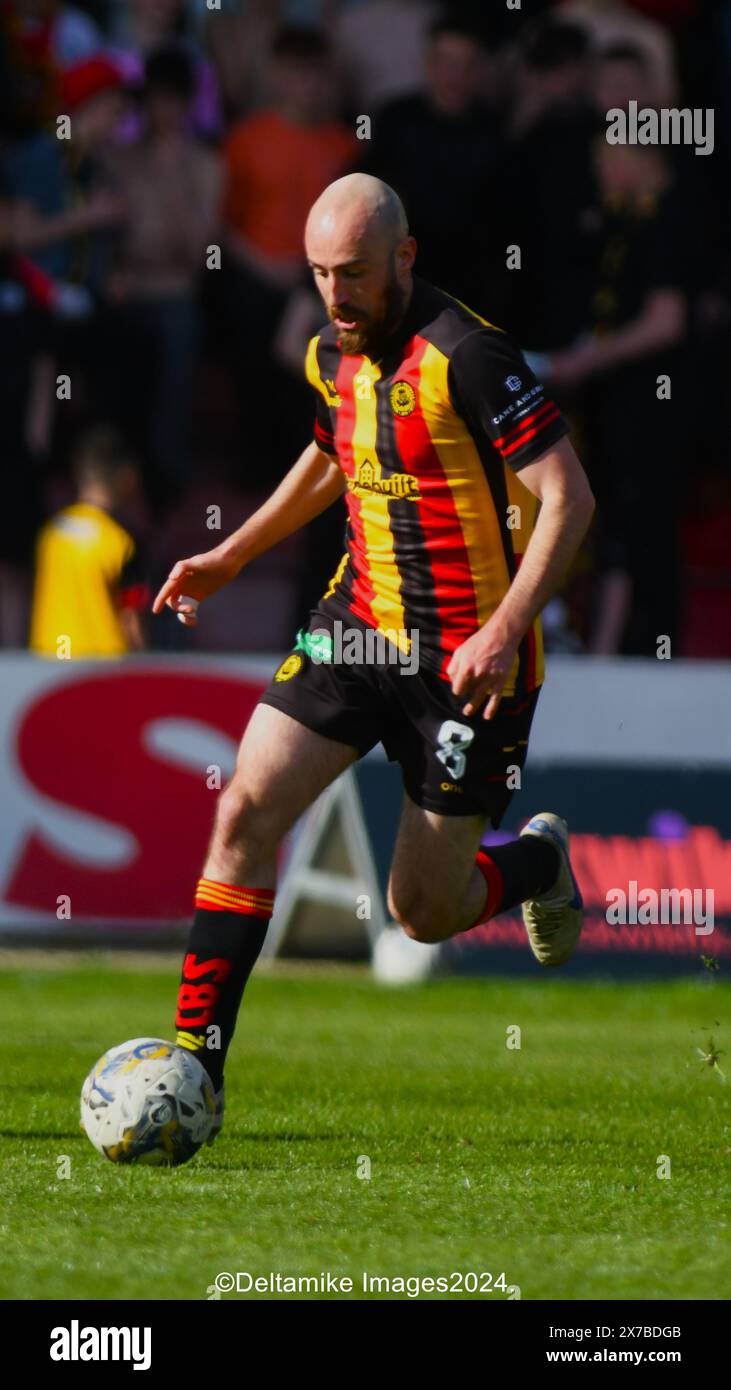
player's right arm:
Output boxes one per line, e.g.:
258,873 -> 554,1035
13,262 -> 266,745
152,441 -> 345,624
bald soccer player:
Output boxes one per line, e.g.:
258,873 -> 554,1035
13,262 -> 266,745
154,174 -> 594,1141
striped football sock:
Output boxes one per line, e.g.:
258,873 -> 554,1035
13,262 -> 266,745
175,877 -> 275,1089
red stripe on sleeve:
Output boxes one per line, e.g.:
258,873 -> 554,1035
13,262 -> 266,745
492,400 -> 557,450
315,419 -> 335,451
501,408 -> 561,458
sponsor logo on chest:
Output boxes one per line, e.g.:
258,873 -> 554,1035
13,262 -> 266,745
346,458 -> 421,501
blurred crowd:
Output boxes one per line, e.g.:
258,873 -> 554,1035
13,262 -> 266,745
1,0 -> 730,659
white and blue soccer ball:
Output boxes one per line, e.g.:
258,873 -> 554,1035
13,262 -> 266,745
80,1038 -> 216,1166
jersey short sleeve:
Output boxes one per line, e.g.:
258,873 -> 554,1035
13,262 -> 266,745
447,329 -> 570,471
305,334 -> 338,456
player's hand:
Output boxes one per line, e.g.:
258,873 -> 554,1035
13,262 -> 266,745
152,548 -> 240,626
447,620 -> 519,720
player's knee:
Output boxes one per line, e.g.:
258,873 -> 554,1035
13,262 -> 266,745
401,913 -> 447,944
388,888 -> 446,944
213,782 -> 278,864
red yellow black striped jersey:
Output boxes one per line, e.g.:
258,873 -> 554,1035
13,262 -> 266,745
305,277 -> 570,696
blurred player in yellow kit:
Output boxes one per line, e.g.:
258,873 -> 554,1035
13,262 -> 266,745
30,427 -> 149,657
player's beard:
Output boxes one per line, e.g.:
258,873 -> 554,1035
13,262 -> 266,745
332,271 -> 409,360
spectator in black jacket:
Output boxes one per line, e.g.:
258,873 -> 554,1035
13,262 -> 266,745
363,15 -> 503,315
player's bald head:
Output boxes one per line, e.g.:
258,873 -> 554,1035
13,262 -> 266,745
306,174 -> 409,261
306,174 -> 416,357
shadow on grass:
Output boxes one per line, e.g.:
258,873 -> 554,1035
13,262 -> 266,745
0,1130 -> 84,1140
228,1131 -> 349,1143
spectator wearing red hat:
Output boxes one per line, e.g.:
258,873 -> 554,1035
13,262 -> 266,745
61,53 -> 122,112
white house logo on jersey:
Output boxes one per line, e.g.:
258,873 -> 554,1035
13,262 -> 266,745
346,458 -> 421,501
435,720 -> 475,781
505,375 -> 522,392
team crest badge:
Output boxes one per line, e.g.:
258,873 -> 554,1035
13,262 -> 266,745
274,653 -> 303,682
390,381 -> 416,416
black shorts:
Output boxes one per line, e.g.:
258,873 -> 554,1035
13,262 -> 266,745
258,602 -> 541,824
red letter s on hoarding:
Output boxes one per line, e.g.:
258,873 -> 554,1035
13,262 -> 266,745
6,669 -> 264,920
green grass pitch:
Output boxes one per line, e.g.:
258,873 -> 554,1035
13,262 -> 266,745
1,955 -> 729,1301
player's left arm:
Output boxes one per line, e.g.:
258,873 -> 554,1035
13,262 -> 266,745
449,437 -> 594,718
447,326 -> 603,722
453,436 -> 594,722
446,332 -> 595,718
